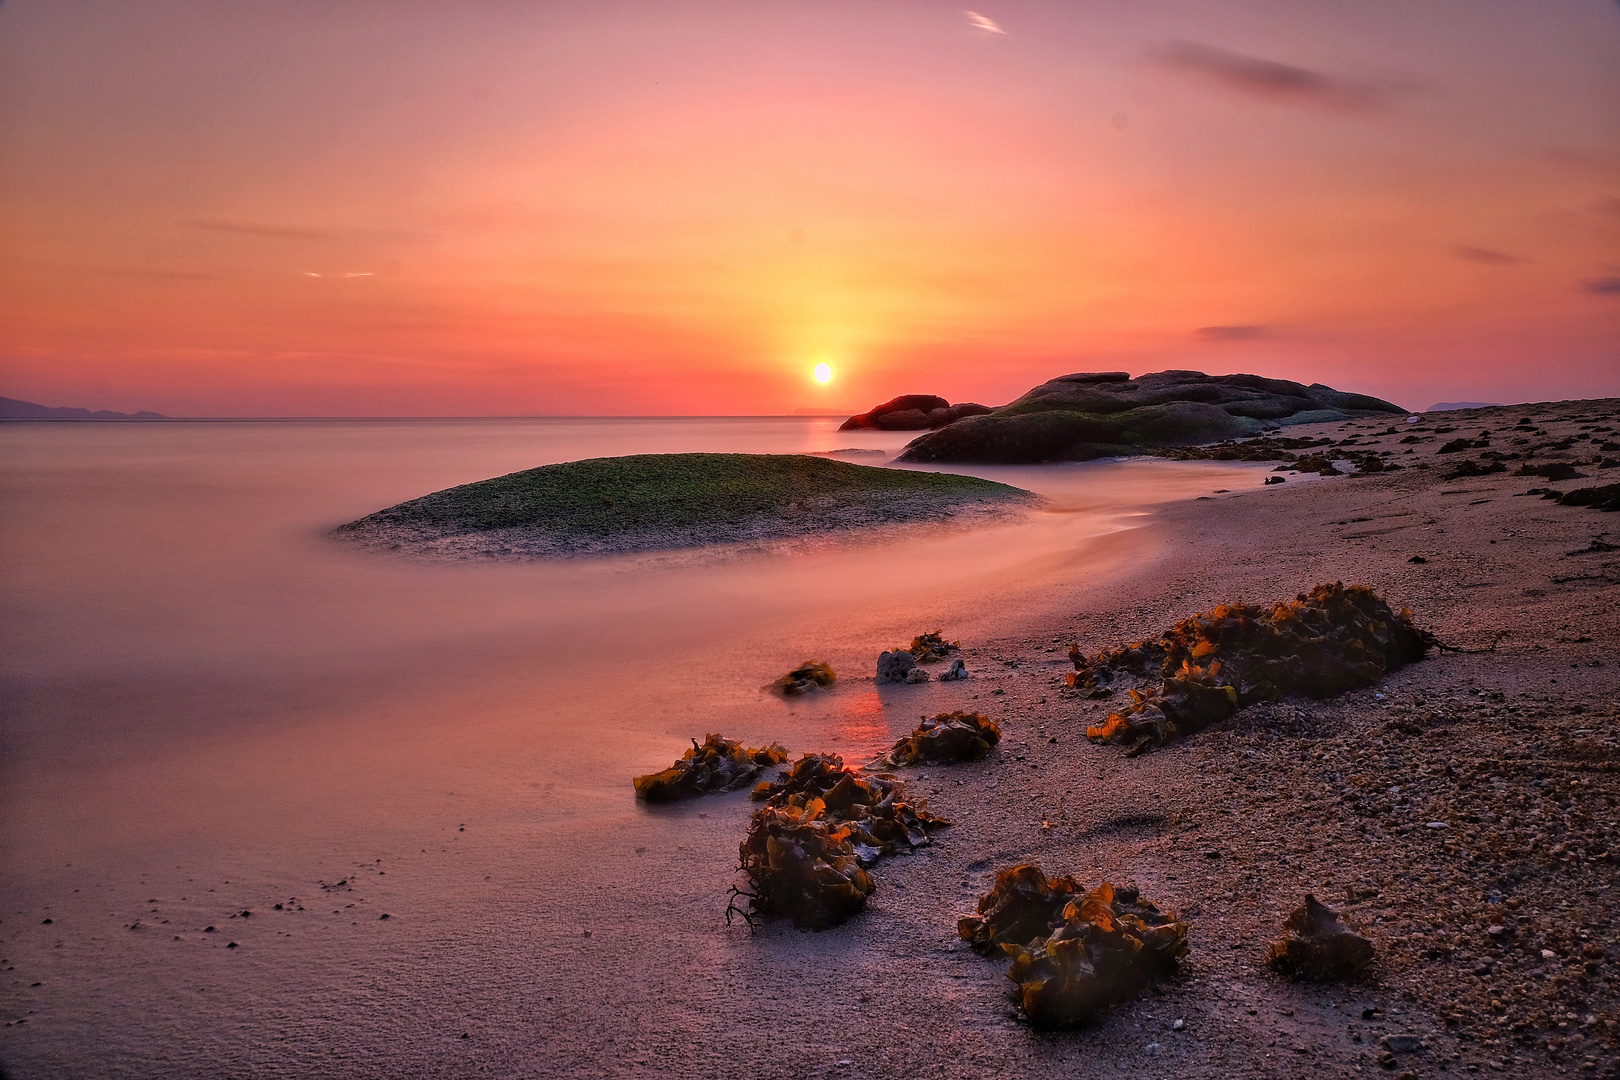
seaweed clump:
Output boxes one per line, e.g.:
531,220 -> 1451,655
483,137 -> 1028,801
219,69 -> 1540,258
962,872 -> 1188,1028
733,754 -> 947,928
882,711 -> 1001,766
1076,583 -> 1435,755
958,864 -> 1084,954
1267,894 -> 1375,981
632,735 -> 789,802
773,660 -> 836,695
1556,484 -> 1620,512
908,630 -> 961,663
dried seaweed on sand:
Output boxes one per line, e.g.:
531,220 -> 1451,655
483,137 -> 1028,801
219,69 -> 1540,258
1076,582 -> 1435,755
1267,894 -> 1375,981
957,864 -> 1085,955
907,630 -> 961,663
732,754 -> 947,928
632,735 -> 789,802
772,660 -> 836,695
881,711 -> 1001,766
961,871 -> 1188,1028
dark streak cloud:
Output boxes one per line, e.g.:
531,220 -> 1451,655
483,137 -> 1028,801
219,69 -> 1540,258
1453,246 -> 1525,265
1196,325 -> 1265,340
185,218 -> 329,240
1150,40 -> 1409,114
1584,276 -> 1620,295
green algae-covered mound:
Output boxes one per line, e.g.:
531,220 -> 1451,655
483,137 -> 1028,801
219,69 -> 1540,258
334,453 -> 1037,559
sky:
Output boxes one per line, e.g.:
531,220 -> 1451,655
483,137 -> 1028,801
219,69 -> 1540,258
0,0 -> 1616,416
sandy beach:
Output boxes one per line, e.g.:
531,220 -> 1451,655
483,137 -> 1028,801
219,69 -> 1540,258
4,403 -> 1618,1078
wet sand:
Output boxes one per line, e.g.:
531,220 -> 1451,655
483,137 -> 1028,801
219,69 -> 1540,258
3,404 -> 1618,1078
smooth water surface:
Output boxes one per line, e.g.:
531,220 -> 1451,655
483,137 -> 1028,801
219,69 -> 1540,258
0,418 -> 1269,1075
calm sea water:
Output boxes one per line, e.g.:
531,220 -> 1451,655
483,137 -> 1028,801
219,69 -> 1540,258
0,418 -> 1270,1075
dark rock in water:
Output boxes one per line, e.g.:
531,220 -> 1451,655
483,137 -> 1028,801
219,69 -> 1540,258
897,370 -> 1405,464
840,395 -> 995,432
1267,894 -> 1375,980
633,735 -> 789,802
1079,583 -> 1435,755
876,649 -> 918,683
992,878 -> 1189,1028
882,711 -> 1000,766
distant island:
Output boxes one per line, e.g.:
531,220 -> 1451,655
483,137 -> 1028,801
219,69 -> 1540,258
0,395 -> 168,420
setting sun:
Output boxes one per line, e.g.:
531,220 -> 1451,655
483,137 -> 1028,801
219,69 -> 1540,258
813,363 -> 833,384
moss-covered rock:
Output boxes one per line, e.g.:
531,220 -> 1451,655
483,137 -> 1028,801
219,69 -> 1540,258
335,452 -> 1036,558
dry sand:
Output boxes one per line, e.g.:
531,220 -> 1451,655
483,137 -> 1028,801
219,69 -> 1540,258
828,399 -> 1620,1079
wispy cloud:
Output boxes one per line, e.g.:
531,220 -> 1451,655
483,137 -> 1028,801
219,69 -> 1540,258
1151,41 -> 1410,114
965,11 -> 1005,35
303,271 -> 376,279
1196,325 -> 1265,341
189,218 -> 329,240
1454,246 -> 1525,265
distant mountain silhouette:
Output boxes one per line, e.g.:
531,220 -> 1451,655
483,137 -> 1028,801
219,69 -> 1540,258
0,395 -> 167,419
1427,401 -> 1502,412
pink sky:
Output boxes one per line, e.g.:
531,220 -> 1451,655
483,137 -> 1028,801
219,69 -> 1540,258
1,0 -> 1616,416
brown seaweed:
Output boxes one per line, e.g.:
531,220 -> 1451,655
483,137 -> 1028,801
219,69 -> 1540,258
734,753 -> 948,928
907,630 -> 961,663
632,734 -> 789,802
1267,894 -> 1375,981
773,660 -> 836,695
1557,483 -> 1620,511
957,864 -> 1085,955
1078,582 -> 1435,754
882,711 -> 1001,766
989,878 -> 1189,1028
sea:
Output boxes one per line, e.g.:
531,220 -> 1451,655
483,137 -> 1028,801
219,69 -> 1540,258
0,417 -> 1271,1076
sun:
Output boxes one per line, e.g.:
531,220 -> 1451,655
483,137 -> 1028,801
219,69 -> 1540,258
813,362 -> 833,384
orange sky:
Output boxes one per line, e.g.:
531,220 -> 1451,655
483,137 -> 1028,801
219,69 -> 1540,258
1,0 -> 1617,416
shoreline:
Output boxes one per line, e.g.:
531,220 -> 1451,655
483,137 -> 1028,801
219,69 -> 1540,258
3,402 -> 1618,1077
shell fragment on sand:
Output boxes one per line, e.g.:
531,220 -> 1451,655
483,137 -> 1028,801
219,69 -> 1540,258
1267,894 -> 1375,981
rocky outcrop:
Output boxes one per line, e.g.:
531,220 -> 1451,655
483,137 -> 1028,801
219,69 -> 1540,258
839,395 -> 995,432
896,370 -> 1404,464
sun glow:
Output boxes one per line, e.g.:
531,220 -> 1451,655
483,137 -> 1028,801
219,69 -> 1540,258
813,363 -> 833,384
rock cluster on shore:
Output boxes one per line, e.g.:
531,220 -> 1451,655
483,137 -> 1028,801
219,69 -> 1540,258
895,370 -> 1405,464
838,394 -> 995,431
